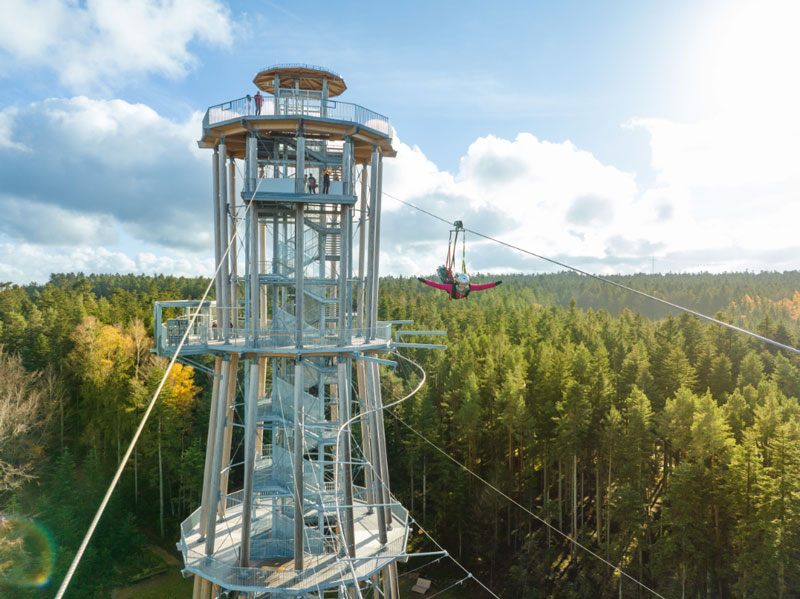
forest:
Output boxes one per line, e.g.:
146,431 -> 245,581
3,271 -> 800,598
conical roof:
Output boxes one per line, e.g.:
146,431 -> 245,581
253,64 -> 347,97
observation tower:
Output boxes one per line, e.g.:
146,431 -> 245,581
153,64 -> 439,599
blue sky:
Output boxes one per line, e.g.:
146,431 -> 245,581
1,0 -> 800,284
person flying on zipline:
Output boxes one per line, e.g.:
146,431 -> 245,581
417,220 -> 502,299
418,272 -> 502,300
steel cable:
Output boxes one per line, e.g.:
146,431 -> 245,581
384,192 -> 800,358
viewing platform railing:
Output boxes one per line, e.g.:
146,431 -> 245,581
154,300 -> 392,354
178,491 -> 409,593
203,92 -> 391,136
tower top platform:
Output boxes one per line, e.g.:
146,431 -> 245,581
254,64 -> 347,98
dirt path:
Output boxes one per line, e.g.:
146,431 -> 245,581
112,571 -> 175,599
147,544 -> 181,567
110,545 -> 186,599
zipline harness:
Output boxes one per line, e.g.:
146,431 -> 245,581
438,220 -> 466,284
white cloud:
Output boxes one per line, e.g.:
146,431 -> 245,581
629,117 -> 800,191
381,133 -> 646,277
0,97 -> 211,251
0,194 -> 117,245
380,115 -> 800,279
0,0 -> 232,92
0,242 -> 214,284
0,109 -> 29,152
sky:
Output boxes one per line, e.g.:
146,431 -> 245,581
1,0 -> 800,284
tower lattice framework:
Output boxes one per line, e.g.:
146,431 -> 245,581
154,64 -> 412,599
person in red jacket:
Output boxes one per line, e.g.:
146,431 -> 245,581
418,272 -> 502,300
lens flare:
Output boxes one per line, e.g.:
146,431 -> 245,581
0,514 -> 56,588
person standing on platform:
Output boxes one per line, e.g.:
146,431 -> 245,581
254,91 -> 263,115
322,169 -> 331,194
308,174 -> 317,194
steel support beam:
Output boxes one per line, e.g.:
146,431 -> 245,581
369,156 -> 383,336
218,139 -> 230,340
218,353 -> 239,516
355,358 -> 375,513
337,359 -> 355,557
199,356 -> 223,537
342,204 -> 353,340
357,166 -> 367,330
239,358 -> 260,566
365,148 -> 379,339
295,131 -> 305,193
212,148 -> 222,335
250,193 -> 259,345
204,357 -> 231,556
293,357 -> 305,569
365,362 -> 387,545
229,158 -> 238,327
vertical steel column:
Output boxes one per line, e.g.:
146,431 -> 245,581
212,148 -> 222,335
365,147 -> 379,339
273,74 -> 280,115
218,139 -> 230,340
356,166 -> 367,331
259,224 -> 267,327
282,216 -> 288,302
321,78 -> 328,118
244,134 -> 257,339
369,155 -> 383,335
371,360 -> 392,529
218,354 -> 239,516
337,360 -> 355,557
342,137 -> 352,197
365,362 -> 387,545
204,357 -> 231,556
371,355 -> 399,599
355,359 -> 374,512
296,130 -> 305,194
199,357 -> 223,536
295,203 -> 305,346
341,137 -> 353,334
293,201 -> 306,570
247,133 -> 258,194
192,573 -> 204,599
293,357 -> 305,570
367,346 -> 400,599
272,213 -> 280,322
338,205 -> 350,343
244,206 -> 251,338
228,158 -> 238,330
256,357 -> 266,457
239,359 -> 260,566
250,197 -> 259,345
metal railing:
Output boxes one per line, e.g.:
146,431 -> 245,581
180,532 -> 408,593
157,315 -> 392,354
204,94 -> 390,136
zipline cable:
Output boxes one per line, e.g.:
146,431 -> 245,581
334,350 -> 500,599
389,409 -> 669,599
53,175 -> 264,599
384,192 -> 800,358
386,360 -> 498,599
331,348 -> 431,599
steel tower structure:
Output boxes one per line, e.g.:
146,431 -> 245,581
153,65 -> 423,599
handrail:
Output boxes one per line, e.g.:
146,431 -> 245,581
204,94 -> 390,136
155,300 -> 391,352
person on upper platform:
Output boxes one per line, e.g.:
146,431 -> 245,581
418,272 -> 502,300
